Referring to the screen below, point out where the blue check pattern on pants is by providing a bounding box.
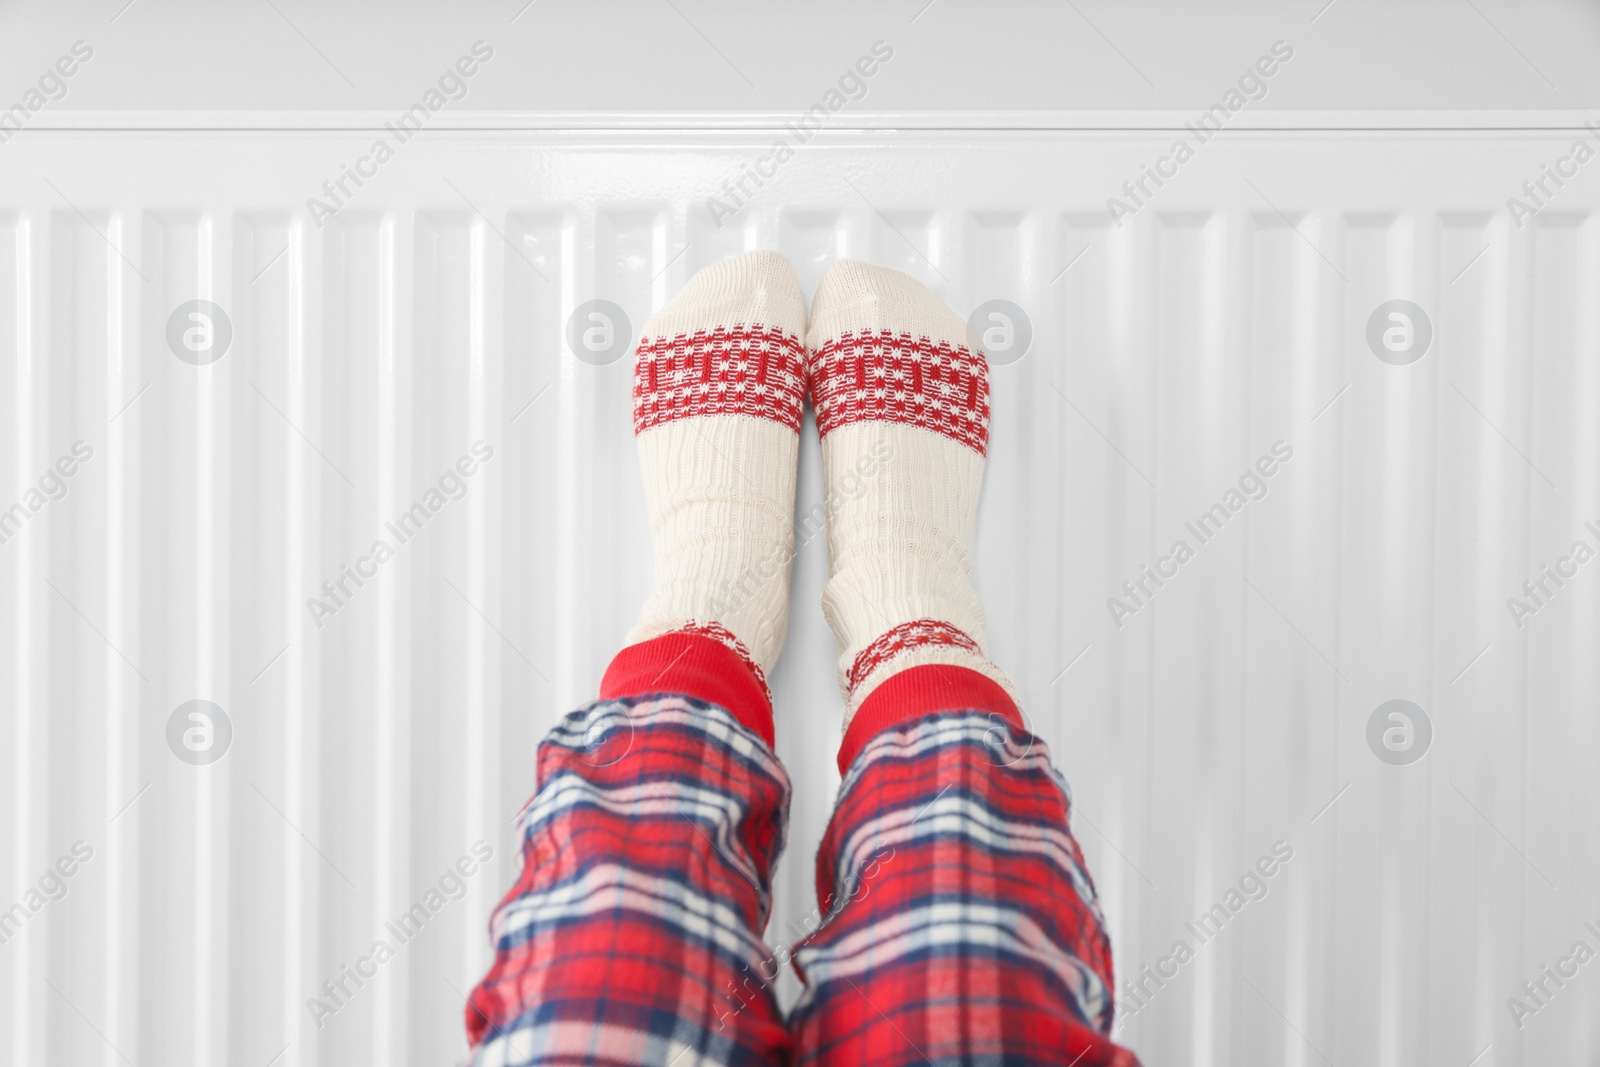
[465,695,1139,1067]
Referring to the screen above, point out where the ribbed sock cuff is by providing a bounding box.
[600,632,775,749]
[836,662,1021,774]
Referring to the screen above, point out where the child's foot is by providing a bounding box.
[806,261,1018,737]
[606,252,808,732]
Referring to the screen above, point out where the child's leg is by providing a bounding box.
[790,262,1138,1064]
[465,639,792,1066]
[789,691,1137,1066]
[466,252,809,1065]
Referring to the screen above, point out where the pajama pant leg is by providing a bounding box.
[789,708,1141,1067]
[465,692,793,1067]
[466,631,1138,1066]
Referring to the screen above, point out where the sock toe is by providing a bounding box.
[645,250,806,345]
[806,260,975,353]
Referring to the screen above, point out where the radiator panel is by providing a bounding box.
[0,130,1597,1066]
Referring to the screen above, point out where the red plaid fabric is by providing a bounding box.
[466,694,793,1065]
[790,707,1139,1066]
[466,663,1137,1066]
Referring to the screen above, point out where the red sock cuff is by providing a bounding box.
[600,632,775,749]
[837,663,1022,774]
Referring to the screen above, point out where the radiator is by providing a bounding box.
[3,119,1599,1066]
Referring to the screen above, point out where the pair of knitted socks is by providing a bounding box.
[601,252,1017,757]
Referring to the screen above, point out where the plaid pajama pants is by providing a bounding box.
[465,636,1138,1066]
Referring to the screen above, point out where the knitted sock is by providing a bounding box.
[605,251,808,730]
[806,261,1019,734]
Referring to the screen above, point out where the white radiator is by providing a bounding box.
[3,76,1600,1067]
